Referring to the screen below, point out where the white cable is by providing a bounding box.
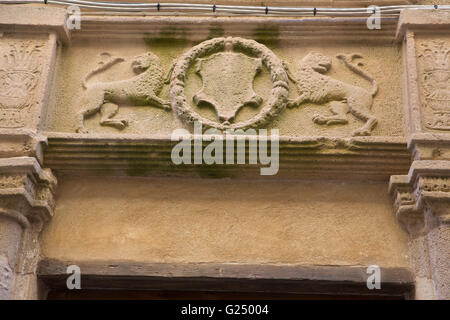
[0,0,449,16]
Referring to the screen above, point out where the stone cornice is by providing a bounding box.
[0,5,70,43]
[0,129,48,165]
[396,9,450,41]
[0,157,57,222]
[73,15,398,42]
[42,132,410,180]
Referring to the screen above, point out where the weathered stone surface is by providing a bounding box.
[0,215,22,300]
[46,36,404,138]
[0,5,64,299]
[0,5,69,43]
[0,157,57,300]
[427,223,450,299]
[392,11,450,299]
[1,4,450,300]
[0,253,14,300]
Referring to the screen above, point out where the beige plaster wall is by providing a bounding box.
[40,176,410,268]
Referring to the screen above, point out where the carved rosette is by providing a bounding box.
[0,41,44,128]
[418,41,450,131]
[169,37,289,130]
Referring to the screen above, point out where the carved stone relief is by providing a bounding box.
[418,40,450,131]
[418,176,450,193]
[0,174,27,189]
[76,51,172,133]
[0,41,44,128]
[170,36,289,130]
[284,52,378,136]
[49,36,398,136]
[193,39,263,125]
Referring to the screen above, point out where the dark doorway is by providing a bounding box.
[47,288,406,300]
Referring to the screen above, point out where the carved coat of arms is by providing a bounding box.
[419,41,450,130]
[0,42,42,128]
[193,40,263,124]
[170,37,289,130]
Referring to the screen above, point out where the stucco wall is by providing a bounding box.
[40,176,410,268]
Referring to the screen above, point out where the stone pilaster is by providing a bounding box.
[391,9,450,300]
[390,162,450,299]
[0,157,56,299]
[0,5,68,299]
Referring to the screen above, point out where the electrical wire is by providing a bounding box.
[1,0,449,17]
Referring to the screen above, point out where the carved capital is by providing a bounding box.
[390,160,450,237]
[0,157,56,219]
[0,157,56,299]
[389,175,424,236]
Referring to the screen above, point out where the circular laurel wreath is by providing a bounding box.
[169,37,289,130]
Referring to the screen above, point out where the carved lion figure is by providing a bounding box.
[76,51,171,133]
[285,52,378,136]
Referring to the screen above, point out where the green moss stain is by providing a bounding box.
[252,26,280,48]
[207,25,225,39]
[125,164,150,177]
[195,165,237,179]
[144,29,190,68]
[144,37,189,49]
